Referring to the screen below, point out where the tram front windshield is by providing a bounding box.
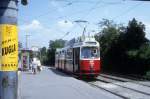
[81,47,100,59]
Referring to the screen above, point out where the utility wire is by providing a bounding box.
[19,0,143,40]
[112,2,143,20]
[59,25,78,39]
[71,0,104,37]
[53,0,124,4]
[80,0,102,19]
[78,0,122,27]
[19,0,123,25]
[34,2,73,20]
[48,0,123,23]
[81,0,125,20]
[19,1,74,25]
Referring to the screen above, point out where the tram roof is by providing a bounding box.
[56,36,100,53]
[71,36,99,48]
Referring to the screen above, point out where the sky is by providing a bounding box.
[18,0,150,48]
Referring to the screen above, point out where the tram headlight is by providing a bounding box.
[21,0,28,5]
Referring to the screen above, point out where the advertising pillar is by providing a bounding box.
[0,0,18,99]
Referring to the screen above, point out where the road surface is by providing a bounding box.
[19,67,121,99]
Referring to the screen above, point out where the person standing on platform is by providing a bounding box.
[32,58,38,74]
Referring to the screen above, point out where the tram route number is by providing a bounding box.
[0,24,18,71]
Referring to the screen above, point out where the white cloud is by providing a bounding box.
[146,23,150,31]
[19,20,52,34]
[57,20,73,30]
[20,20,42,31]
[19,19,74,48]
[19,20,53,48]
[50,1,63,13]
[50,1,59,7]
[145,23,150,40]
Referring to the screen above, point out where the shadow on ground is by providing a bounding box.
[49,67,71,77]
[78,77,97,82]
[22,71,34,75]
[48,67,98,82]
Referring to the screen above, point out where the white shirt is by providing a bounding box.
[32,61,38,68]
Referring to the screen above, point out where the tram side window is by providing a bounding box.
[66,49,72,59]
[61,50,65,58]
[59,52,61,58]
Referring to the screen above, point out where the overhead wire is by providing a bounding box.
[55,0,123,26]
[45,0,124,22]
[19,2,76,31]
[19,0,144,40]
[60,0,111,38]
[18,0,75,39]
[34,1,73,20]
[80,0,124,20]
[19,0,74,25]
[19,0,123,25]
[53,0,124,4]
[80,0,102,19]
[59,24,78,39]
[78,0,143,35]
[112,2,143,20]
[73,0,104,37]
[40,1,100,39]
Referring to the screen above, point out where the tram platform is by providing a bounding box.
[19,66,121,99]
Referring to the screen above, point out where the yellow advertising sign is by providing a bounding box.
[0,24,18,71]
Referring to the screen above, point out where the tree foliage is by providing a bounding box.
[95,19,124,72]
[41,39,66,66]
[95,18,150,75]
[40,47,47,65]
[48,39,66,50]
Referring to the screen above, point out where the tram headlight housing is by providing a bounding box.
[21,0,28,5]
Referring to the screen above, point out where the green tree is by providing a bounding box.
[118,18,149,74]
[121,18,147,50]
[95,19,124,71]
[40,47,47,55]
[40,47,47,65]
[46,39,66,66]
[49,39,66,49]
[95,18,150,75]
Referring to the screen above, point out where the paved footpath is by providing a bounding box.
[20,67,121,99]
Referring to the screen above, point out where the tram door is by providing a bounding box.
[73,47,80,72]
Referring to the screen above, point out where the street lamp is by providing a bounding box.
[21,0,29,5]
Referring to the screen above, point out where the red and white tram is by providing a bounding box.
[55,36,101,77]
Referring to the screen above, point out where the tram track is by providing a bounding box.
[52,68,150,98]
[97,75,150,95]
[97,77,150,95]
[88,79,150,99]
[100,73,150,88]
[88,82,129,99]
[82,73,150,99]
